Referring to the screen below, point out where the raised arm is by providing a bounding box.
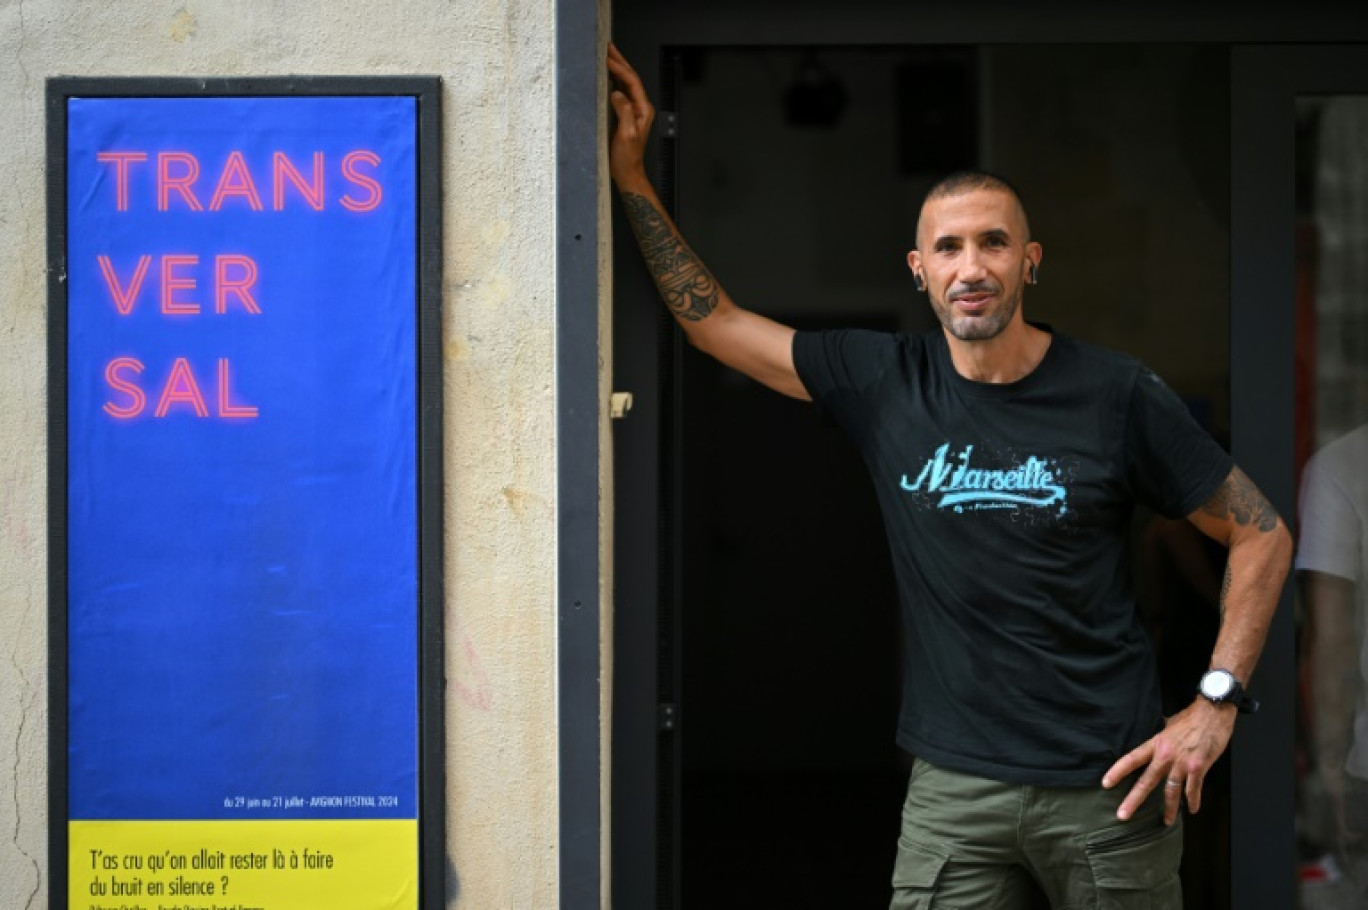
[1104,465,1292,824]
[608,43,809,401]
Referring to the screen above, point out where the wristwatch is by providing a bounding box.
[1198,669,1259,714]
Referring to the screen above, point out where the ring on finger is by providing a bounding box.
[1164,778,1181,788]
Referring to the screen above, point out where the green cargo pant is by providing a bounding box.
[890,758,1183,909]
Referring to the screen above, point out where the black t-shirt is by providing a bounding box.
[792,326,1233,786]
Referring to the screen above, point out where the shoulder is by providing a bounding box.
[1298,425,1368,570]
[794,327,912,357]
[1305,424,1368,486]
[792,327,924,404]
[1316,424,1368,460]
[1049,331,1145,379]
[1035,331,1151,406]
[1053,334,1200,414]
[792,327,920,375]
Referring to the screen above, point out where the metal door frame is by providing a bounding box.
[611,8,1368,908]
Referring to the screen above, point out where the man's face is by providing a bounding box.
[908,188,1040,343]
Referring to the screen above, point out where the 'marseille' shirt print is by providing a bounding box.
[900,442,1072,516]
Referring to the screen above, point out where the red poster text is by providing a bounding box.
[95,149,383,212]
[97,254,261,316]
[104,357,258,420]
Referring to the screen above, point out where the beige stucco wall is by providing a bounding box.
[0,1,606,907]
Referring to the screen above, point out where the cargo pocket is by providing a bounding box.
[889,838,949,910]
[1085,818,1183,909]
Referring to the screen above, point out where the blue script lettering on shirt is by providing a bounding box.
[900,443,1067,512]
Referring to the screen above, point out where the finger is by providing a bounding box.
[1101,742,1152,790]
[1117,769,1166,821]
[1161,775,1183,826]
[1112,740,1169,821]
[606,68,651,134]
[606,51,640,91]
[1183,765,1206,815]
[605,52,651,114]
[609,89,634,126]
[607,42,636,76]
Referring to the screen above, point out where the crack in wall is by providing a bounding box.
[8,649,41,910]
[7,5,37,902]
[14,0,31,92]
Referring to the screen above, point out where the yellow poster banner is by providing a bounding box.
[70,819,417,910]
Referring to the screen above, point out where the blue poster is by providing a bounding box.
[65,96,419,907]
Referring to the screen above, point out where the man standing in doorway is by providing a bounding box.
[608,44,1291,908]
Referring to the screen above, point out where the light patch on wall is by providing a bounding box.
[482,218,511,246]
[169,7,198,43]
[502,484,551,521]
[445,335,473,361]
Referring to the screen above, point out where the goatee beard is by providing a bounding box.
[933,291,1019,342]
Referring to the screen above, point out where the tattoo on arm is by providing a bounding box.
[621,192,720,322]
[1199,468,1280,533]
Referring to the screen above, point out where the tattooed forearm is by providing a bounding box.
[1199,467,1280,533]
[621,191,720,322]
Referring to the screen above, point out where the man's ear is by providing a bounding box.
[907,250,925,292]
[1025,242,1043,283]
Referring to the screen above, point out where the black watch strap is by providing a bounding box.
[1229,683,1259,715]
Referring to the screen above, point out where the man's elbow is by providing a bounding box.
[1259,516,1295,580]
[676,304,732,356]
[1274,514,1293,560]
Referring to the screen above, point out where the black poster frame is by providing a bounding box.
[45,75,445,910]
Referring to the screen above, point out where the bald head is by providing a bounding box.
[915,171,1032,250]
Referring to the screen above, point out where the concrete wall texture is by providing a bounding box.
[0,1,603,907]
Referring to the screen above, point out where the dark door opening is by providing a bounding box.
[615,42,1234,909]
[679,309,905,910]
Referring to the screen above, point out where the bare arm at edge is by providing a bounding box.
[608,43,809,402]
[1104,466,1292,826]
[1303,569,1360,841]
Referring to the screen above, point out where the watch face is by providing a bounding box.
[1202,671,1235,699]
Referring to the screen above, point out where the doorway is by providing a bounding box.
[614,42,1234,909]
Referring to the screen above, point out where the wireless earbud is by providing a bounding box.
[914,273,926,292]
[1028,262,1039,284]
